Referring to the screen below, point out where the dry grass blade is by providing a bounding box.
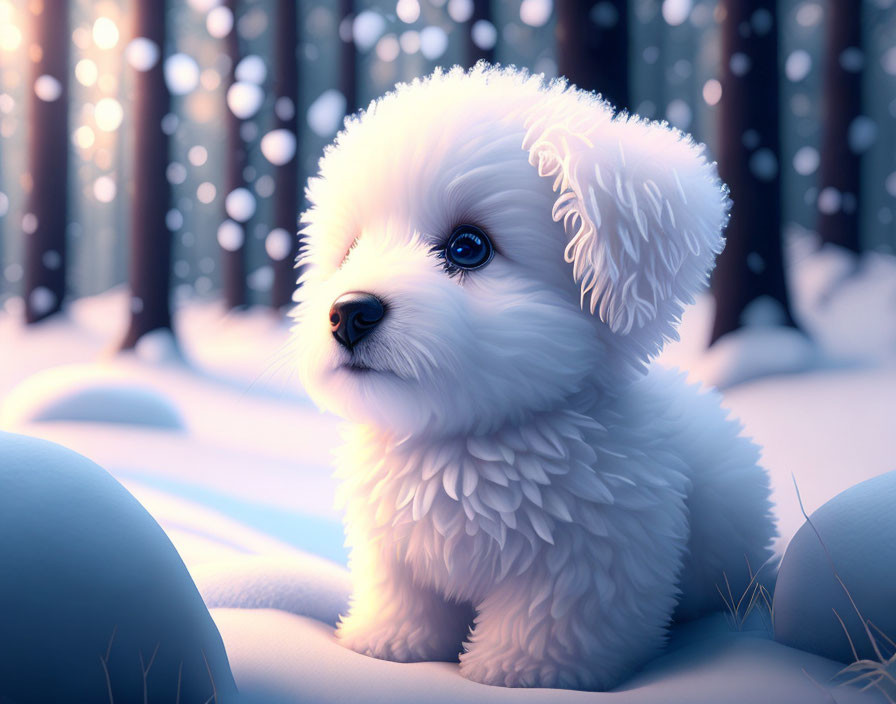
[717,554,775,632]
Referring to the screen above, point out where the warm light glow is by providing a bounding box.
[98,73,117,93]
[72,26,90,49]
[73,125,95,149]
[199,68,220,91]
[75,59,98,87]
[0,23,21,52]
[92,17,119,49]
[94,97,123,131]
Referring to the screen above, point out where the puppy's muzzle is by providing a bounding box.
[330,292,385,350]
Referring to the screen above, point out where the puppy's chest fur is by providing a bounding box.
[335,400,693,604]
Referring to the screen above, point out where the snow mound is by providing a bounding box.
[789,239,896,365]
[687,326,818,390]
[774,471,896,664]
[0,432,236,703]
[193,554,351,627]
[0,364,185,430]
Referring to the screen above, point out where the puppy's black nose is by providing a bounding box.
[329,292,385,350]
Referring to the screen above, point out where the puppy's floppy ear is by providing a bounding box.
[523,89,730,338]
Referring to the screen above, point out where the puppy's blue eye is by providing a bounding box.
[445,225,493,270]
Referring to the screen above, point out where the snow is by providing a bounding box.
[520,0,553,27]
[785,50,812,82]
[419,26,449,60]
[125,37,160,72]
[213,608,876,704]
[354,10,387,51]
[225,187,257,222]
[447,0,473,23]
[235,54,266,85]
[793,146,819,175]
[749,148,778,181]
[396,0,421,24]
[692,326,817,389]
[260,128,297,166]
[265,227,294,261]
[665,99,692,130]
[661,0,692,27]
[194,554,351,627]
[28,286,56,316]
[21,212,37,234]
[164,53,200,96]
[93,174,116,202]
[217,219,245,252]
[188,0,221,11]
[34,74,62,102]
[206,5,234,38]
[883,47,896,76]
[400,30,421,54]
[729,52,751,77]
[848,116,877,153]
[471,20,498,51]
[376,34,401,63]
[274,96,294,121]
[0,431,236,703]
[95,97,124,132]
[0,364,185,430]
[308,89,347,138]
[227,81,264,120]
[887,172,896,199]
[0,237,894,701]
[774,471,896,664]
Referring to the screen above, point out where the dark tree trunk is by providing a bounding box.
[270,0,300,309]
[339,0,357,115]
[710,0,796,345]
[120,2,172,349]
[555,0,629,111]
[24,0,69,324]
[817,0,862,253]
[222,0,247,309]
[465,0,494,67]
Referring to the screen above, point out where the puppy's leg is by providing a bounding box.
[337,542,471,662]
[672,403,777,620]
[459,537,682,690]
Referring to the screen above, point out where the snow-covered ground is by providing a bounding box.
[1,236,894,702]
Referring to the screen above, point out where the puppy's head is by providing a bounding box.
[292,66,729,437]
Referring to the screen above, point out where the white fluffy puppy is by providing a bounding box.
[291,65,775,691]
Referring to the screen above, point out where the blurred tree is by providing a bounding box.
[270,0,300,309]
[120,1,173,349]
[465,1,495,67]
[710,0,796,345]
[555,0,629,110]
[340,0,357,115]
[817,0,862,253]
[23,0,69,324]
[222,0,247,309]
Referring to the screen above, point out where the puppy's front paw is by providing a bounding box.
[460,642,608,690]
[337,614,463,663]
[460,646,557,688]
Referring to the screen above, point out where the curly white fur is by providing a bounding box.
[290,65,775,691]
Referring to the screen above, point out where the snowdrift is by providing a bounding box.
[0,363,185,430]
[0,432,236,703]
[774,470,896,664]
